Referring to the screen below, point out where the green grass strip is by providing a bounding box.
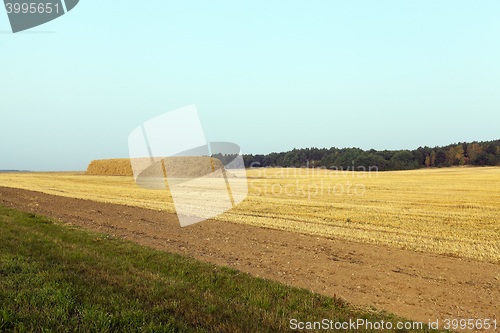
[0,204,451,332]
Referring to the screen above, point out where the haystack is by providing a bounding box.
[85,157,236,178]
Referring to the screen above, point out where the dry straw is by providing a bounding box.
[1,164,499,263]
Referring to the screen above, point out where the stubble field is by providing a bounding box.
[1,166,499,264]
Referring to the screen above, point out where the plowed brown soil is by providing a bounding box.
[0,186,498,332]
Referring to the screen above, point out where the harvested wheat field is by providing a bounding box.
[1,185,499,329]
[1,166,499,263]
[1,165,500,329]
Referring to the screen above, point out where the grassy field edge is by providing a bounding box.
[0,204,451,332]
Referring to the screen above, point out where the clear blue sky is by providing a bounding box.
[1,1,500,171]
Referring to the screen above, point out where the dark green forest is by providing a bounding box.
[235,139,500,171]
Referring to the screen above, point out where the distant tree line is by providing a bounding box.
[240,139,500,171]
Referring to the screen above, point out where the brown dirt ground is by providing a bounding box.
[0,186,498,331]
